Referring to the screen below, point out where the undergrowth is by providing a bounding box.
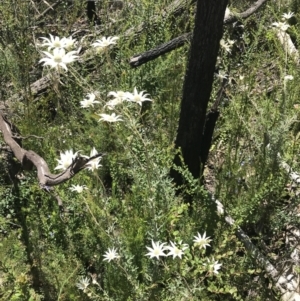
[0,0,300,300]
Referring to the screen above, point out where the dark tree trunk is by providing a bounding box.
[87,0,100,25]
[171,0,228,186]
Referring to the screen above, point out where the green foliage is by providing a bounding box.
[0,0,300,300]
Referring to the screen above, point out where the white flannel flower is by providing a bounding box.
[103,248,120,262]
[92,36,119,52]
[63,36,77,50]
[90,147,98,157]
[290,172,300,183]
[165,241,189,259]
[204,258,222,275]
[76,276,90,292]
[86,158,101,172]
[69,184,87,193]
[272,21,290,32]
[282,12,294,20]
[98,112,123,123]
[126,87,152,106]
[55,149,79,171]
[106,91,129,109]
[216,200,225,215]
[228,39,235,46]
[85,147,102,172]
[215,71,228,80]
[40,34,66,50]
[224,7,231,19]
[80,93,100,108]
[284,75,294,81]
[193,232,212,250]
[91,275,99,286]
[220,39,232,53]
[146,240,167,259]
[39,48,78,71]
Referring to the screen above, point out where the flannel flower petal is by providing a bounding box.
[204,258,222,275]
[63,36,77,50]
[76,277,90,292]
[126,88,152,106]
[40,34,66,50]
[272,21,290,32]
[81,147,102,171]
[282,12,294,20]
[98,113,123,123]
[106,91,130,109]
[92,36,119,52]
[103,248,120,262]
[85,147,102,172]
[220,39,232,53]
[87,158,102,172]
[215,71,228,80]
[193,232,212,250]
[80,93,100,108]
[89,147,98,157]
[55,149,79,171]
[225,7,231,19]
[40,34,77,51]
[146,240,167,259]
[69,184,87,193]
[284,75,294,81]
[165,241,189,259]
[39,48,78,71]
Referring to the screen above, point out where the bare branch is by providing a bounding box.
[129,0,269,67]
[224,0,269,24]
[0,112,101,187]
[21,134,44,140]
[130,33,192,67]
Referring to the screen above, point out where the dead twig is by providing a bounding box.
[35,0,60,21]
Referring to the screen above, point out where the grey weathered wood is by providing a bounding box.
[0,112,102,186]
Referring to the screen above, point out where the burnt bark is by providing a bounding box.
[171,0,228,186]
[87,0,100,25]
[130,33,192,67]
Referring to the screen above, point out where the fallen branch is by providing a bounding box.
[0,112,101,187]
[129,0,269,67]
[130,33,192,67]
[215,198,300,301]
[224,0,269,24]
[1,74,52,110]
